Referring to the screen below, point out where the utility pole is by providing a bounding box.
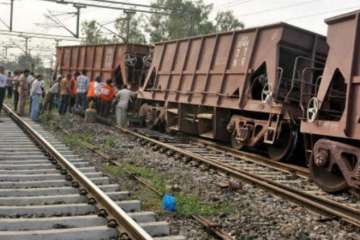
[55,39,61,48]
[124,10,135,43]
[23,37,30,56]
[10,0,14,31]
[73,4,86,38]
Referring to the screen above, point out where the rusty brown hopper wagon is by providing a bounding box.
[301,10,360,193]
[56,43,151,88]
[139,23,328,161]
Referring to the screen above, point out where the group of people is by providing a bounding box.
[0,67,44,121]
[0,66,139,127]
[56,70,139,127]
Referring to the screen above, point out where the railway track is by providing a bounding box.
[0,106,185,240]
[117,127,360,228]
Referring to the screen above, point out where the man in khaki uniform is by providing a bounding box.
[17,69,30,116]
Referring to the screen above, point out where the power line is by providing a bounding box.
[236,0,321,17]
[39,0,173,15]
[284,4,360,22]
[217,0,254,10]
[84,0,173,11]
[0,30,81,41]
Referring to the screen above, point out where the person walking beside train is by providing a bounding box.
[114,85,139,128]
[12,70,21,112]
[75,70,89,113]
[59,74,71,115]
[30,74,44,121]
[99,79,115,117]
[17,69,30,116]
[0,66,7,115]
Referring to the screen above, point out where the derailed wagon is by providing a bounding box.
[301,10,360,192]
[139,23,328,161]
[55,43,152,88]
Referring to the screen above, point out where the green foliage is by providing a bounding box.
[114,12,147,44]
[215,11,245,32]
[81,20,109,44]
[147,0,215,42]
[80,1,244,44]
[63,132,92,147]
[2,54,47,74]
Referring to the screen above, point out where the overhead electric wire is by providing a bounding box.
[39,0,173,15]
[284,4,360,22]
[84,0,173,11]
[234,0,321,17]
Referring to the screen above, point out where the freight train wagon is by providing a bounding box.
[138,22,328,162]
[55,43,152,88]
[301,10,360,193]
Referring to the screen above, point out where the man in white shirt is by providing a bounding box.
[27,72,35,114]
[0,66,7,114]
[114,84,138,127]
[30,75,44,121]
[75,70,89,113]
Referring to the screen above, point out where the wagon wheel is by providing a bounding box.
[266,123,297,162]
[143,55,152,68]
[309,146,348,193]
[231,132,246,150]
[306,97,319,123]
[125,54,137,67]
[261,82,272,103]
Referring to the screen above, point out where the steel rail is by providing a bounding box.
[3,105,153,240]
[117,127,360,228]
[193,137,309,177]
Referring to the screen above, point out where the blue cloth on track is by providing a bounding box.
[162,194,176,212]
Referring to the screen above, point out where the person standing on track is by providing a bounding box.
[12,70,21,112]
[94,76,103,113]
[30,74,44,121]
[69,72,77,113]
[42,76,60,114]
[114,84,139,127]
[87,77,96,107]
[0,66,7,114]
[6,72,13,98]
[75,70,89,113]
[99,79,115,117]
[59,74,71,115]
[17,69,30,116]
[27,72,35,115]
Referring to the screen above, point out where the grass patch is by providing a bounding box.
[63,132,93,147]
[101,136,118,152]
[104,163,235,217]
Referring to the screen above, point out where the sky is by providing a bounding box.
[0,0,360,67]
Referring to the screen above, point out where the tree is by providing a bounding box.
[114,12,147,44]
[146,0,215,42]
[215,11,244,32]
[81,20,109,44]
[1,54,47,76]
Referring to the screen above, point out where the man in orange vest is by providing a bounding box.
[69,72,78,113]
[99,79,115,117]
[87,78,96,107]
